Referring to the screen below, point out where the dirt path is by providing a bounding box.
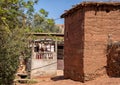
[16,70,120,85]
[16,77,120,85]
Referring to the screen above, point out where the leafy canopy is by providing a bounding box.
[0,0,37,85]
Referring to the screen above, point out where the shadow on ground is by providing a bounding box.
[51,75,65,81]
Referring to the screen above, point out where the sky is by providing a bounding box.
[34,0,83,24]
[34,0,119,24]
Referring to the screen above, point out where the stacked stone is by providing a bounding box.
[107,42,120,77]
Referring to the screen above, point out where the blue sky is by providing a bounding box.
[34,0,83,24]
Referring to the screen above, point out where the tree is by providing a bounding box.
[0,0,38,85]
[0,0,60,84]
[32,9,61,33]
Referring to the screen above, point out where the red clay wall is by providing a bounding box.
[64,9,85,82]
[84,6,120,81]
[64,5,120,82]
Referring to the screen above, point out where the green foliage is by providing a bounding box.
[0,0,37,85]
[39,9,48,17]
[0,27,30,85]
[32,12,61,33]
[0,0,60,84]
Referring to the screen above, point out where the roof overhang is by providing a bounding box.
[28,33,64,37]
[61,2,120,18]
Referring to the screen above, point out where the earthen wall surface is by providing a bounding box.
[84,7,120,80]
[64,9,85,82]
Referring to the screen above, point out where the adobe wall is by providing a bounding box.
[64,9,85,82]
[84,6,120,81]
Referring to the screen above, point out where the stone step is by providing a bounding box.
[14,79,30,84]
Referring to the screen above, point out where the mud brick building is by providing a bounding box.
[61,2,120,82]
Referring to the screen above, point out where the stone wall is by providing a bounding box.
[107,42,120,77]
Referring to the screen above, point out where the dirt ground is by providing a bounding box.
[16,70,120,85]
